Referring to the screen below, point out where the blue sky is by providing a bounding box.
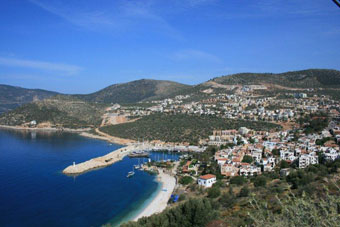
[0,0,339,94]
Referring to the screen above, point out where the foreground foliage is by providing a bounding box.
[121,198,218,227]
[121,159,340,227]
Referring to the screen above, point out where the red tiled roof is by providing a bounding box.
[200,174,216,180]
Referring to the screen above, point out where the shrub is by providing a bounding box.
[207,186,221,198]
[178,194,186,201]
[254,176,267,187]
[230,176,247,185]
[179,176,194,185]
[280,160,290,169]
[242,155,254,164]
[239,186,250,197]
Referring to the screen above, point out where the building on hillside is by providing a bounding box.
[298,153,318,168]
[198,174,216,188]
[221,164,239,177]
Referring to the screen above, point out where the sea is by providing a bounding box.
[0,129,179,227]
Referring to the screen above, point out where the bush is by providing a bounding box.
[238,186,250,197]
[242,155,253,164]
[179,176,194,185]
[207,186,221,198]
[218,192,236,209]
[230,176,247,185]
[280,160,290,169]
[178,194,186,201]
[254,176,267,187]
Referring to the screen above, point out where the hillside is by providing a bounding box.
[122,159,340,227]
[100,113,281,144]
[0,84,59,113]
[0,95,107,128]
[74,79,192,104]
[211,69,340,88]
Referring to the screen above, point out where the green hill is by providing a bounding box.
[0,84,59,113]
[211,69,340,88]
[74,79,192,104]
[0,95,107,128]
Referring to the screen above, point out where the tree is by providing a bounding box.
[207,186,221,198]
[218,192,235,208]
[254,176,267,187]
[238,186,249,197]
[242,155,253,164]
[272,149,280,156]
[230,176,247,185]
[249,137,255,144]
[179,176,194,185]
[122,198,219,227]
[280,160,290,169]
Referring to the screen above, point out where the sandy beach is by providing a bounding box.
[133,169,176,221]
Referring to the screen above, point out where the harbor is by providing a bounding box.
[62,141,200,175]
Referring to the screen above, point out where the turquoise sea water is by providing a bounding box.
[0,129,178,227]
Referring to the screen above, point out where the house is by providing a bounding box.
[221,164,239,177]
[239,164,261,176]
[29,120,37,127]
[198,174,216,188]
[324,148,340,161]
[298,153,318,168]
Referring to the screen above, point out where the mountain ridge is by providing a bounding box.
[0,84,60,114]
[73,79,192,104]
[1,68,340,117]
[210,69,340,88]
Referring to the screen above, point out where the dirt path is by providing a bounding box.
[94,128,136,145]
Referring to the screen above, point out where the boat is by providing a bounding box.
[134,159,141,169]
[127,171,134,177]
[127,166,135,177]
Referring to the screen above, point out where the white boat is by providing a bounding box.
[127,171,135,177]
[127,166,135,177]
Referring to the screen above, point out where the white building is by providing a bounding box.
[324,149,340,161]
[198,174,216,188]
[299,153,318,168]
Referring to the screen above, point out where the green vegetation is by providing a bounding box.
[298,112,330,134]
[253,176,267,187]
[0,84,58,113]
[0,95,106,128]
[179,176,194,185]
[242,155,253,163]
[121,157,340,227]
[100,113,281,144]
[238,186,249,197]
[74,79,191,104]
[121,198,218,227]
[280,160,290,169]
[316,137,334,146]
[230,176,247,185]
[207,186,221,198]
[213,69,340,89]
[250,191,340,226]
